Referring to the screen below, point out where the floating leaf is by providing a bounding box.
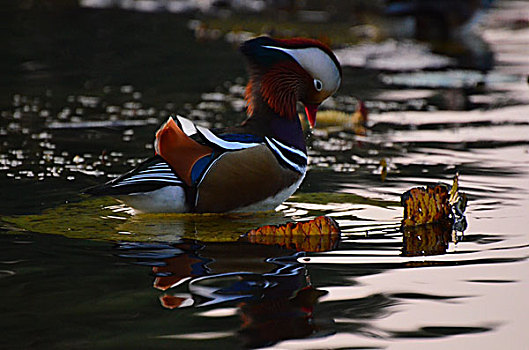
[401,184,452,227]
[400,174,468,256]
[401,173,468,228]
[241,216,340,252]
[0,196,288,242]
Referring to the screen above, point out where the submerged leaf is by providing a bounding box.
[242,216,341,252]
[1,197,132,241]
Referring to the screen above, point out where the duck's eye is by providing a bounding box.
[313,79,323,92]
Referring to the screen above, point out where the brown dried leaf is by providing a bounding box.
[242,216,341,252]
[401,184,452,227]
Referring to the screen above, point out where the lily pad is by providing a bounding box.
[1,191,398,243]
[0,196,289,242]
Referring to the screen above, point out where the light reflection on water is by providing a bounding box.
[1,1,529,349]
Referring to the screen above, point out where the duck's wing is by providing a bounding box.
[84,115,305,203]
[83,116,262,197]
[83,155,184,196]
[155,116,265,186]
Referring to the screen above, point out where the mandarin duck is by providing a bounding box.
[85,36,342,213]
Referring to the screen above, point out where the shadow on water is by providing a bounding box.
[1,1,529,349]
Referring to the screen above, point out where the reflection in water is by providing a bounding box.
[335,40,454,71]
[384,0,494,71]
[238,285,327,349]
[112,204,468,348]
[117,241,330,348]
[402,223,457,257]
[242,231,340,253]
[151,241,211,291]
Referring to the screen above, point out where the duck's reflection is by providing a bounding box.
[152,241,211,291]
[117,241,329,348]
[238,284,327,348]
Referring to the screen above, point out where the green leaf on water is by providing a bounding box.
[0,196,287,243]
[1,192,398,243]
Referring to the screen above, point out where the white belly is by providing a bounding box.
[116,169,304,214]
[116,186,188,214]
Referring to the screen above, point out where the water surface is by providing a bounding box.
[1,2,529,349]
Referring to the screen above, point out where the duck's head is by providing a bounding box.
[241,36,342,128]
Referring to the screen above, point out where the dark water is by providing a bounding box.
[1,2,529,349]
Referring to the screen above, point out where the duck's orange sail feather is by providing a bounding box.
[155,117,212,186]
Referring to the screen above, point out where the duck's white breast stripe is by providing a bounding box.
[196,126,261,150]
[268,137,307,161]
[265,138,305,174]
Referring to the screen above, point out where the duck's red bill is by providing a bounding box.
[304,104,318,128]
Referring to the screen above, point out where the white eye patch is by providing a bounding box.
[314,79,323,91]
[263,45,341,94]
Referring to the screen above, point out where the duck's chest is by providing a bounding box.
[194,144,306,213]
